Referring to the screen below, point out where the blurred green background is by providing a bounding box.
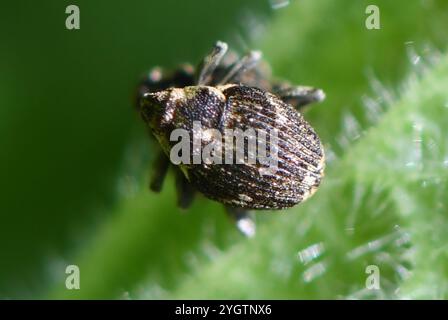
[1,0,447,299]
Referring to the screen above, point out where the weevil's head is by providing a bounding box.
[139,89,177,153]
[139,87,191,139]
[139,89,173,128]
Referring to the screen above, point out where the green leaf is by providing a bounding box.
[154,51,448,300]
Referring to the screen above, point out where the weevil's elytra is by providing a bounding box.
[136,41,325,236]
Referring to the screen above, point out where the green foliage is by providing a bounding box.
[1,0,448,299]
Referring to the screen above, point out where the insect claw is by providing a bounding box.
[215,41,229,52]
[315,88,326,102]
[226,206,256,237]
[236,216,256,238]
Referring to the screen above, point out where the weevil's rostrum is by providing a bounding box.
[136,41,325,235]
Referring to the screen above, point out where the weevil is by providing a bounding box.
[136,41,325,236]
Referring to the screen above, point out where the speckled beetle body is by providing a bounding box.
[136,41,325,236]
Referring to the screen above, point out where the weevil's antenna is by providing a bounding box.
[218,50,262,85]
[197,41,228,85]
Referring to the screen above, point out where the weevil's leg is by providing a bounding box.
[225,206,256,238]
[218,50,262,85]
[274,85,326,112]
[197,41,228,85]
[175,169,196,209]
[231,60,272,90]
[149,151,170,192]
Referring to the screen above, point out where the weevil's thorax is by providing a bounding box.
[172,86,226,130]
